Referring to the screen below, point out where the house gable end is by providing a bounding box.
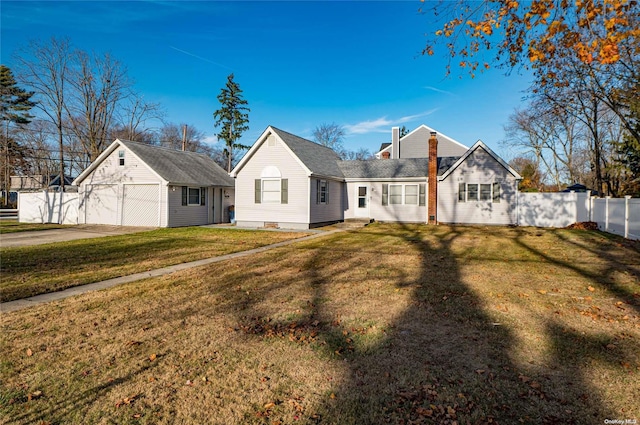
[438,140,521,181]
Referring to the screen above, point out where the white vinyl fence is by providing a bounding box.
[518,192,639,240]
[18,191,79,225]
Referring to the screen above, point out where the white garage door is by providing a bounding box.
[85,184,119,225]
[122,184,159,227]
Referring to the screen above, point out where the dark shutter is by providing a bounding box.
[326,181,329,204]
[182,186,187,206]
[255,179,261,204]
[316,179,320,204]
[200,187,206,205]
[281,179,288,204]
[382,184,388,206]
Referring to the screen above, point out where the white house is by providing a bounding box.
[231,125,521,229]
[73,139,235,227]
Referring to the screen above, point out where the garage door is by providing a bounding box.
[85,184,119,225]
[122,184,159,227]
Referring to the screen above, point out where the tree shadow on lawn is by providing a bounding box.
[223,224,627,424]
[511,227,640,316]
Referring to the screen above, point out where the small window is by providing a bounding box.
[480,184,492,201]
[118,150,125,166]
[493,182,501,203]
[467,184,479,201]
[317,179,329,204]
[188,188,201,205]
[458,183,466,202]
[405,185,418,205]
[267,135,277,147]
[389,185,402,205]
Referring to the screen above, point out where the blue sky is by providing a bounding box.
[1,1,532,158]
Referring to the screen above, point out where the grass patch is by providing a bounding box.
[0,220,72,234]
[0,227,309,302]
[1,224,639,424]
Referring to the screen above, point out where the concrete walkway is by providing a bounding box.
[1,229,342,314]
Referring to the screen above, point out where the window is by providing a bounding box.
[458,183,466,202]
[382,184,426,206]
[254,178,288,204]
[458,183,501,203]
[405,185,418,205]
[492,182,501,203]
[389,185,402,205]
[182,187,205,206]
[262,179,281,203]
[118,150,125,166]
[467,184,479,201]
[480,184,492,201]
[317,179,329,204]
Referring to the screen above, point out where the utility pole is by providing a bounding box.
[182,124,187,151]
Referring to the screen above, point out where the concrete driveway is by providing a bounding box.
[0,225,156,248]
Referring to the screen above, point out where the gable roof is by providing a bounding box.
[231,126,343,179]
[374,124,468,157]
[438,140,521,181]
[269,127,344,178]
[74,139,234,187]
[338,157,459,179]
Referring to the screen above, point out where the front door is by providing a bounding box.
[355,185,369,218]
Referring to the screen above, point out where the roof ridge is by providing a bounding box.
[270,126,340,155]
[119,139,211,158]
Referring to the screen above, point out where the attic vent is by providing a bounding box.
[267,135,277,147]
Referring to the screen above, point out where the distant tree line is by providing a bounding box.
[1,37,247,204]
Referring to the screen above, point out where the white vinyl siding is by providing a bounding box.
[438,146,518,225]
[310,177,343,225]
[234,132,309,226]
[398,126,468,158]
[344,181,427,223]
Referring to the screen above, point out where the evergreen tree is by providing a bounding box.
[213,74,250,172]
[1,65,36,206]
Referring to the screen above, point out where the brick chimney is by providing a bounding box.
[391,127,400,159]
[428,131,438,224]
[381,151,390,159]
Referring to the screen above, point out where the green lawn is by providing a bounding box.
[0,220,72,234]
[1,224,638,424]
[0,227,309,302]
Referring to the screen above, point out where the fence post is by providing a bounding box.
[625,195,631,239]
[586,191,591,222]
[603,196,607,231]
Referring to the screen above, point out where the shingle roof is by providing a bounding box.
[120,140,234,186]
[270,127,344,178]
[337,157,459,179]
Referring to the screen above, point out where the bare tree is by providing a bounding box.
[111,92,164,142]
[16,37,72,190]
[313,122,346,153]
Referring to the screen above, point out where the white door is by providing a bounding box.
[122,184,159,227]
[355,185,369,218]
[85,184,119,225]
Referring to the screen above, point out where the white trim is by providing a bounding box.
[438,140,522,181]
[344,177,428,183]
[72,139,168,186]
[230,126,311,177]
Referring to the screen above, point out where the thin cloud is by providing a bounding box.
[345,109,440,134]
[424,86,457,96]
[169,46,233,70]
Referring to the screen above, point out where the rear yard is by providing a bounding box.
[1,224,639,424]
